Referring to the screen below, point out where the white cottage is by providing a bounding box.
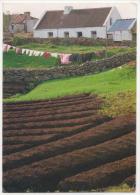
[33,6,121,39]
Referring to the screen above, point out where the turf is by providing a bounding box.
[3,50,59,69]
[19,43,105,54]
[18,43,134,54]
[3,47,135,69]
[5,62,136,103]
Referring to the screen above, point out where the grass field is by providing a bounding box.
[19,43,134,54]
[5,61,136,101]
[3,47,135,69]
[19,43,105,54]
[3,51,59,69]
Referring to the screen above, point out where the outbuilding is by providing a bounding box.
[9,12,38,33]
[107,18,136,41]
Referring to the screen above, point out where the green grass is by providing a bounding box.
[19,43,105,54]
[3,46,135,69]
[5,62,136,103]
[3,50,59,69]
[106,47,135,57]
[19,43,135,55]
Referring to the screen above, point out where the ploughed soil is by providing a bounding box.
[3,93,136,192]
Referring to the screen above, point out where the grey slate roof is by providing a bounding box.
[108,18,136,32]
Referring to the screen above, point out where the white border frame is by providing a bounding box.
[0,0,140,195]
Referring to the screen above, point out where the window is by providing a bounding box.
[91,31,97,39]
[77,32,82,38]
[107,34,113,39]
[48,32,53,38]
[110,18,112,26]
[11,24,14,30]
[64,32,69,38]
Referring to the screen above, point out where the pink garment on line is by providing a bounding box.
[7,45,12,51]
[59,54,71,64]
[16,48,22,54]
[3,44,8,52]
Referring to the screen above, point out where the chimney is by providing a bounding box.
[24,12,30,18]
[64,6,73,14]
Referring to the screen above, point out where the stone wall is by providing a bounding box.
[3,51,136,98]
[5,37,136,47]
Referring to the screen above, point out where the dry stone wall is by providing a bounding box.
[3,51,136,98]
[8,37,136,47]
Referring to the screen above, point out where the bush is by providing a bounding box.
[100,91,136,118]
[13,36,27,46]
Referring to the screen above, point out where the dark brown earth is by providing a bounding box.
[3,93,136,192]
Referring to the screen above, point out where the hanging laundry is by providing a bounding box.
[3,43,73,64]
[40,51,45,56]
[29,50,34,56]
[59,54,72,64]
[33,51,37,56]
[34,51,39,56]
[22,48,26,54]
[25,49,30,55]
[32,50,36,56]
[16,48,22,54]
[51,53,59,58]
[36,51,41,56]
[7,45,12,52]
[12,46,16,50]
[43,51,51,59]
[3,44,8,52]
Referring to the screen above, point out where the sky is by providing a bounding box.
[2,1,137,19]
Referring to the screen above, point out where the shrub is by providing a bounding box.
[13,36,27,46]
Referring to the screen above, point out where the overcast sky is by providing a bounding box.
[3,1,137,19]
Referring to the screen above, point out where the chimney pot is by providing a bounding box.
[24,12,30,18]
[64,6,73,14]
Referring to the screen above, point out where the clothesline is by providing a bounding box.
[3,43,72,64]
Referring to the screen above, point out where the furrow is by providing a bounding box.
[4,93,90,106]
[3,97,97,112]
[3,101,101,119]
[58,156,136,191]
[4,110,97,125]
[4,94,92,109]
[123,175,135,187]
[3,134,61,145]
[3,114,135,171]
[4,114,109,131]
[3,132,136,192]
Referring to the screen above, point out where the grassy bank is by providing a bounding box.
[3,51,59,69]
[18,43,135,54]
[3,47,135,69]
[19,43,105,54]
[5,61,136,102]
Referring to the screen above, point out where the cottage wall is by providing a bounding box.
[105,7,121,30]
[26,19,38,33]
[9,24,24,33]
[34,27,107,38]
[122,31,132,41]
[112,31,132,41]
